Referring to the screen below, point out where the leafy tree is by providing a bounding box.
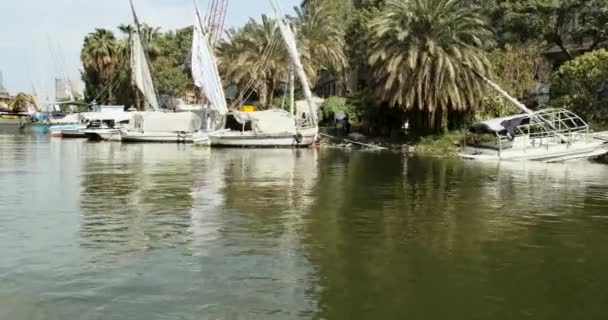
[294,1,347,85]
[551,49,608,125]
[218,0,347,108]
[81,28,119,104]
[152,27,194,99]
[368,0,493,134]
[219,15,289,108]
[479,44,544,118]
[489,0,608,59]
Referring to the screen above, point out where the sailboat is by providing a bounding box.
[191,1,318,147]
[120,0,202,143]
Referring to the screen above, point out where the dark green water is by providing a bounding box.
[1,133,608,319]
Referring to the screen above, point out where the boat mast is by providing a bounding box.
[270,0,317,126]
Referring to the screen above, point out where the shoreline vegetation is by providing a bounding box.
[77,0,608,157]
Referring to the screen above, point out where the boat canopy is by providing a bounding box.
[128,112,201,132]
[470,114,530,135]
[91,105,125,112]
[231,109,297,135]
[80,112,132,123]
[295,97,324,119]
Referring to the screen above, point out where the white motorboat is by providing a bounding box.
[82,111,132,141]
[458,108,608,162]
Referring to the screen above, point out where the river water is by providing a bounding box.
[1,133,608,319]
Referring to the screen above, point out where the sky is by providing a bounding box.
[0,0,301,101]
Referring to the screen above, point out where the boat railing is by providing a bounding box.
[494,108,591,157]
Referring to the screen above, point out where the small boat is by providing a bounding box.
[118,1,200,143]
[82,111,131,141]
[190,2,319,147]
[208,109,318,147]
[120,111,202,143]
[459,108,608,162]
[0,112,31,132]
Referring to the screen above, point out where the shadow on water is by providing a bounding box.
[303,152,608,320]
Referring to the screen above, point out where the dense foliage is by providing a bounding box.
[81,25,195,109]
[551,49,608,126]
[478,44,543,119]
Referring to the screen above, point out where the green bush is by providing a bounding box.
[318,96,357,124]
[551,49,608,127]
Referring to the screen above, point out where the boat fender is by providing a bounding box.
[295,132,303,143]
[177,131,187,142]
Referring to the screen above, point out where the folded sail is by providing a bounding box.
[131,31,160,111]
[273,7,317,124]
[192,11,228,115]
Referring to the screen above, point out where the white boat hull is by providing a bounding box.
[120,130,195,143]
[83,129,122,141]
[209,127,318,147]
[50,128,88,138]
[459,139,608,162]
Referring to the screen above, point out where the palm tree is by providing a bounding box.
[81,28,118,104]
[219,15,289,108]
[217,1,347,108]
[368,0,493,134]
[294,0,347,86]
[9,93,37,112]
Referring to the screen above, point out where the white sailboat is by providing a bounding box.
[191,1,318,147]
[120,0,202,143]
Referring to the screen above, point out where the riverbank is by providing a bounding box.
[319,129,608,164]
[318,128,462,157]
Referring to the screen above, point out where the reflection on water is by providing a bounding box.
[1,134,608,319]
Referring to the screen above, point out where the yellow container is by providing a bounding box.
[241,105,256,112]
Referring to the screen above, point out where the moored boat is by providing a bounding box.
[120,111,202,143]
[0,112,31,133]
[190,2,319,148]
[458,108,608,162]
[208,110,317,147]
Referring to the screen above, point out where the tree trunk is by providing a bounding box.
[267,79,276,109]
[259,82,268,108]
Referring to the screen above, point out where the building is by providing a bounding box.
[55,78,82,101]
[0,71,12,109]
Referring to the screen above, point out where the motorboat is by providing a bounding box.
[459,108,608,162]
[82,112,132,141]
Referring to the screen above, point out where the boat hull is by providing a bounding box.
[120,130,195,143]
[0,115,30,133]
[83,129,122,141]
[459,140,608,162]
[209,127,318,148]
[49,124,88,138]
